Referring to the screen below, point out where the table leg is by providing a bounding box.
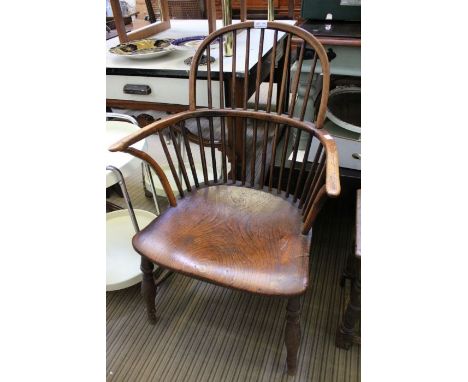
[340,245,356,287]
[336,258,361,349]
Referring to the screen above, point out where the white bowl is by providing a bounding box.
[106,120,145,187]
[106,209,156,291]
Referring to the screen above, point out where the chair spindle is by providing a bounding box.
[250,119,258,187]
[196,118,209,184]
[266,30,278,113]
[293,133,313,202]
[285,129,302,197]
[288,41,305,118]
[243,28,251,110]
[168,125,191,191]
[258,120,270,189]
[303,152,325,215]
[159,130,184,197]
[179,121,199,188]
[231,31,237,109]
[231,116,237,183]
[298,52,317,121]
[299,144,323,208]
[277,34,292,115]
[254,29,266,111]
[208,116,218,183]
[277,125,291,193]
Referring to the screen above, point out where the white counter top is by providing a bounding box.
[106,19,296,76]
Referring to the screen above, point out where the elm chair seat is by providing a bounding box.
[132,185,310,296]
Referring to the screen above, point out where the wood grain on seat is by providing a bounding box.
[132,185,310,296]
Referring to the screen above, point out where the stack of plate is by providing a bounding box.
[109,38,175,59]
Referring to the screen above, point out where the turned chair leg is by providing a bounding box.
[336,259,361,349]
[285,296,301,376]
[140,256,157,324]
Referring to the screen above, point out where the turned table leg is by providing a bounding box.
[340,244,356,287]
[336,258,361,349]
[285,296,301,376]
[140,256,157,324]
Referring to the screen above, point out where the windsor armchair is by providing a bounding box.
[109,21,340,376]
[180,20,326,182]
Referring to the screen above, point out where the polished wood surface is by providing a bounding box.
[316,37,361,47]
[292,35,361,47]
[133,185,310,295]
[109,22,340,375]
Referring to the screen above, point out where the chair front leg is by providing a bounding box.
[285,295,302,376]
[140,256,157,324]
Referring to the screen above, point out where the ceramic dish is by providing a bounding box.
[109,38,175,59]
[326,87,361,134]
[106,121,144,187]
[171,35,219,51]
[106,209,156,291]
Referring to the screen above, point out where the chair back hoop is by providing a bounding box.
[188,21,330,128]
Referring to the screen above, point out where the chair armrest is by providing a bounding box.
[314,128,341,198]
[108,112,197,208]
[301,128,341,234]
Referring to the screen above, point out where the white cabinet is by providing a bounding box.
[290,45,361,171]
[106,75,221,107]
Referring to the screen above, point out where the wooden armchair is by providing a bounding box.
[109,21,340,376]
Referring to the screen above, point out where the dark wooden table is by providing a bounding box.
[298,19,361,47]
[336,189,361,349]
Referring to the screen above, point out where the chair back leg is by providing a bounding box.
[285,295,302,376]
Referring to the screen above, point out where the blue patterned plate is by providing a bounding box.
[171,35,220,51]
